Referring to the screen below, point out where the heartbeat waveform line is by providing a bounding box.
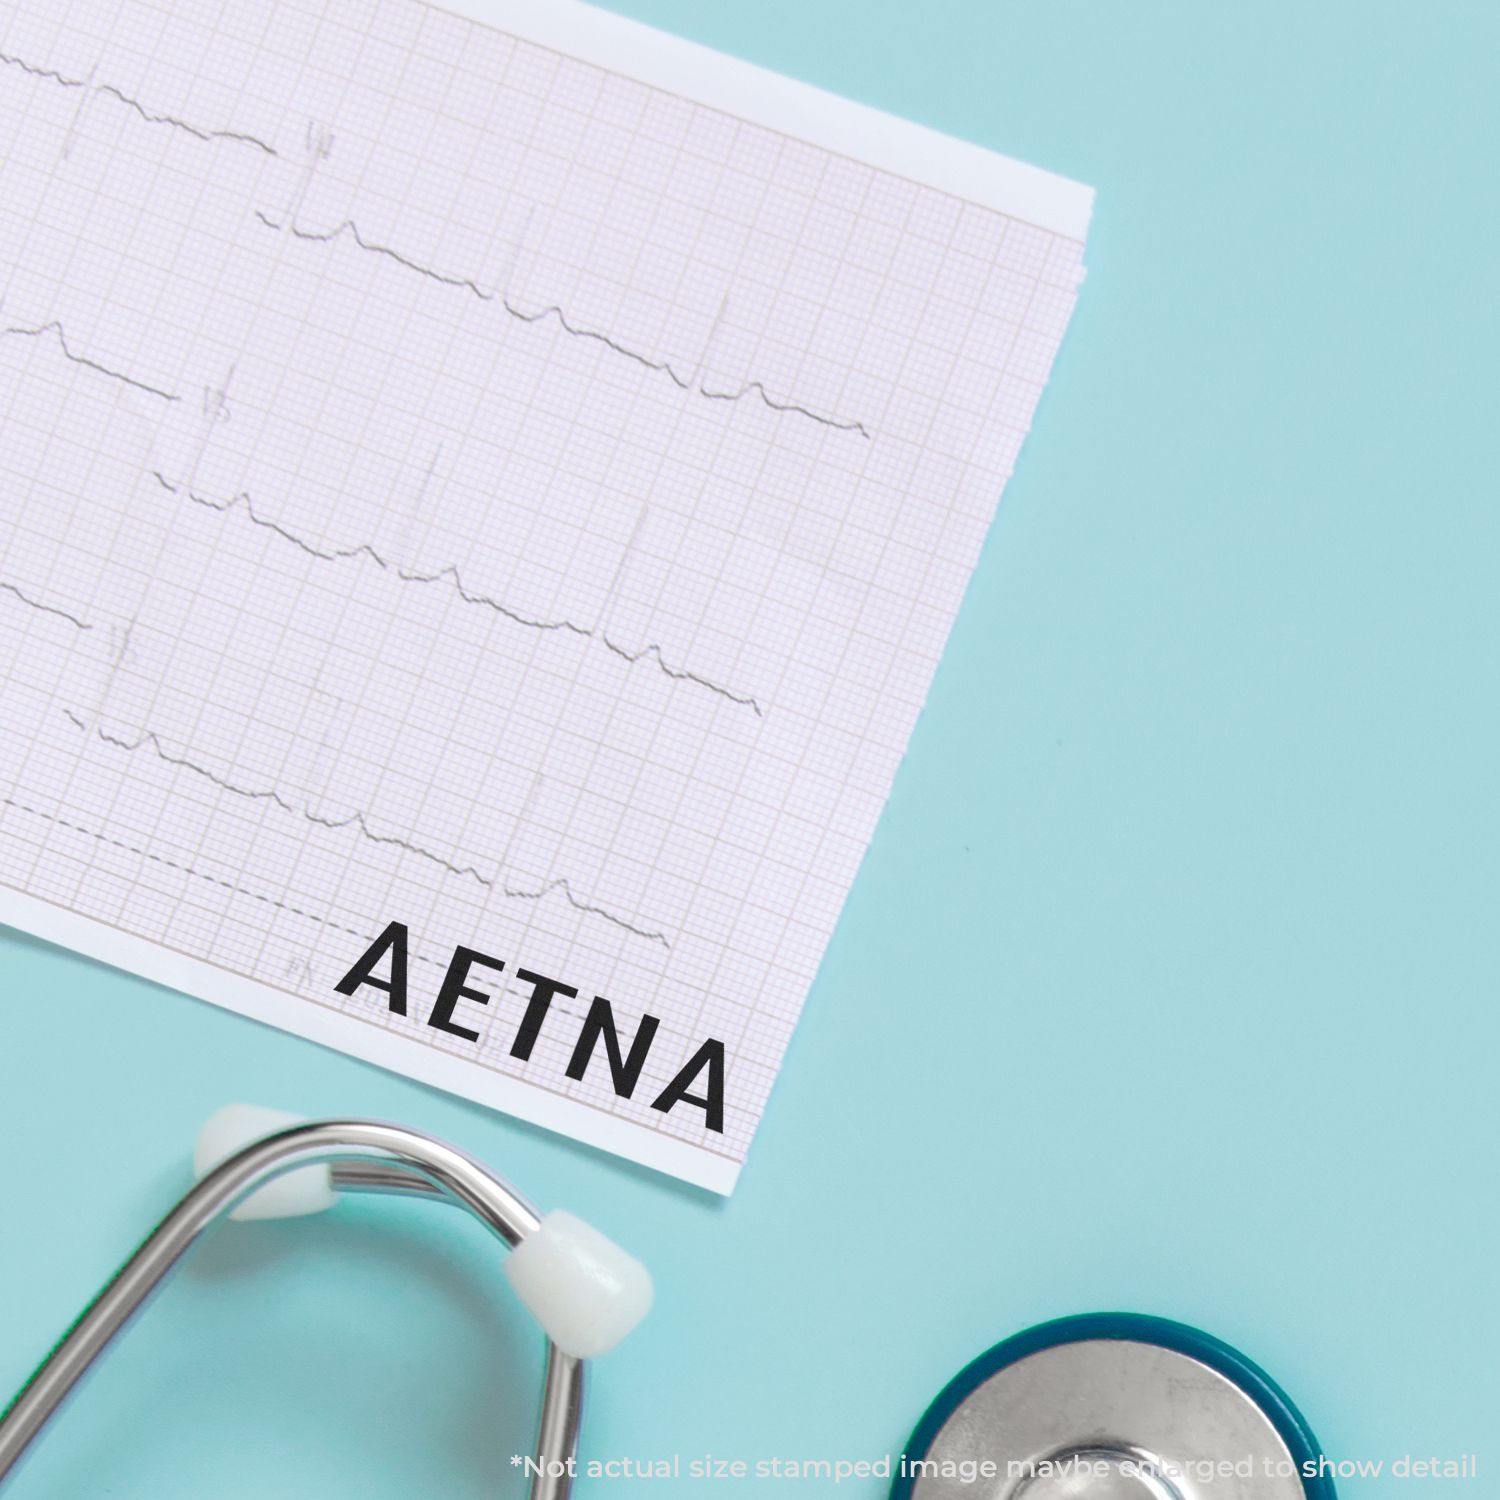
[149,470,586,638]
[0,49,82,90]
[0,49,277,156]
[0,580,94,630]
[251,209,870,440]
[0,320,179,401]
[94,84,278,156]
[594,635,760,710]
[149,470,765,716]
[63,709,672,947]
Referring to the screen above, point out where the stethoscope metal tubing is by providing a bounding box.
[0,1119,584,1499]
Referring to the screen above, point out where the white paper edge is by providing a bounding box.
[0,892,740,1195]
[454,0,1095,242]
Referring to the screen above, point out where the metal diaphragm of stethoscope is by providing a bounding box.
[0,1108,1336,1499]
[892,1313,1336,1500]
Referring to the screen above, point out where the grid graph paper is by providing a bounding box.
[0,0,1091,1191]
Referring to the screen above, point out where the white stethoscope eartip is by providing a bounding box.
[193,1104,336,1221]
[505,1209,654,1359]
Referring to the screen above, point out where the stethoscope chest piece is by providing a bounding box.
[896,1314,1334,1500]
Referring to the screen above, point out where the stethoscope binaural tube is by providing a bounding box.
[0,1112,652,1499]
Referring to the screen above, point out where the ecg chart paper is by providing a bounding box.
[0,0,1091,1191]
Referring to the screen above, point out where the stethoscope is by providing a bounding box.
[0,1106,652,1499]
[1,1108,1335,1499]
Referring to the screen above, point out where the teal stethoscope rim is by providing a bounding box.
[890,1312,1336,1500]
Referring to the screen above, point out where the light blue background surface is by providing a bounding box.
[2,1,1496,1494]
